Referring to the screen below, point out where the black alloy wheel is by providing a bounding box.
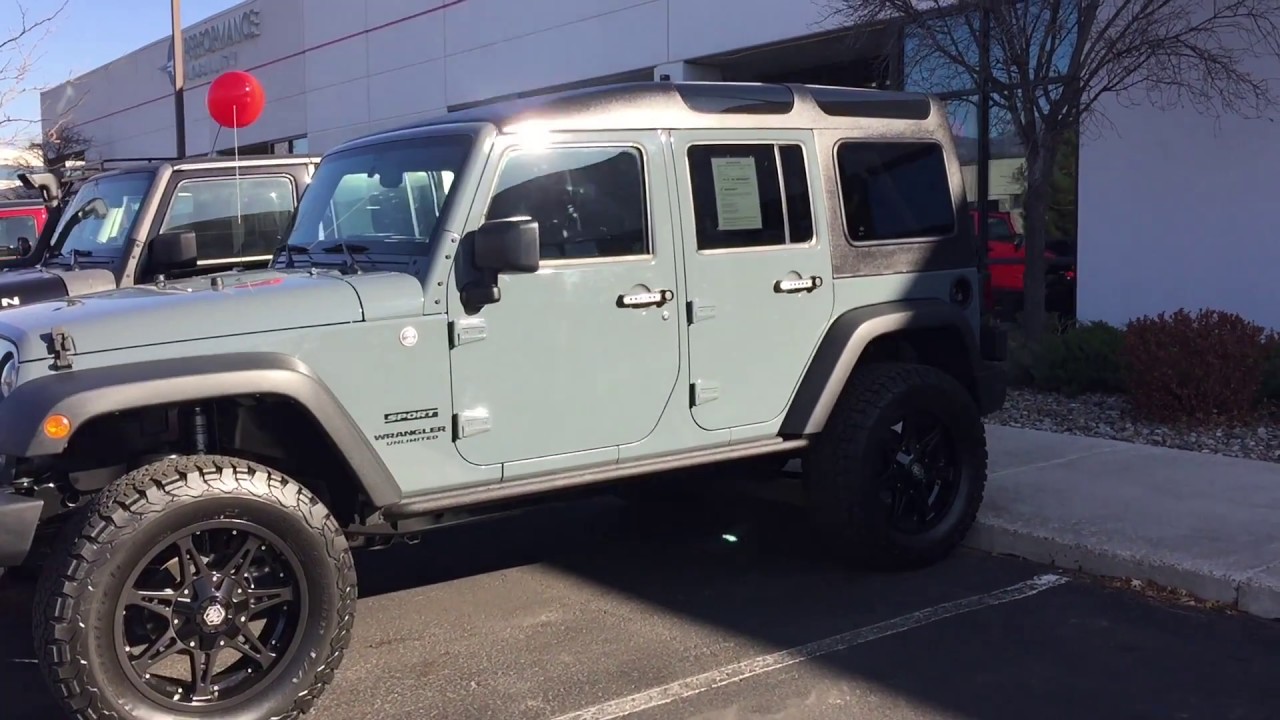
[871,412,964,537]
[114,521,306,710]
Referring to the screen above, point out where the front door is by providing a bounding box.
[448,131,681,468]
[670,130,835,432]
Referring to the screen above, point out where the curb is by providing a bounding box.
[964,520,1280,620]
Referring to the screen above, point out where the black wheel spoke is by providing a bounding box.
[247,585,294,616]
[234,620,274,667]
[221,533,259,579]
[912,490,932,526]
[177,536,213,585]
[132,629,184,673]
[189,647,221,701]
[126,588,178,616]
[917,426,944,457]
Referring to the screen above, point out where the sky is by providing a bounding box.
[2,0,242,143]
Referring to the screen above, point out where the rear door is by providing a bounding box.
[670,130,835,432]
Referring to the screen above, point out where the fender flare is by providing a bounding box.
[0,352,403,507]
[780,299,981,436]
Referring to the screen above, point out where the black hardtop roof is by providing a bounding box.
[344,81,941,149]
[85,153,323,180]
[0,199,44,210]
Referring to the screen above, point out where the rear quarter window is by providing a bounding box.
[835,140,955,243]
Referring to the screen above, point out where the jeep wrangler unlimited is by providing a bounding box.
[0,82,1005,719]
[0,155,318,308]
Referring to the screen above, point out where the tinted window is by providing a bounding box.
[0,215,37,246]
[160,176,296,261]
[486,146,648,260]
[836,141,955,242]
[687,143,813,251]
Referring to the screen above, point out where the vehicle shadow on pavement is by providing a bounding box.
[3,476,1279,720]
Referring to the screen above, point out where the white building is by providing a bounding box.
[39,0,1280,329]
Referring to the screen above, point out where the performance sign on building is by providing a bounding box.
[163,8,263,84]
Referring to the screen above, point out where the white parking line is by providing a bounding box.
[551,573,1069,720]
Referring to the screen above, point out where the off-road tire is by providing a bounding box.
[805,362,988,570]
[32,455,357,720]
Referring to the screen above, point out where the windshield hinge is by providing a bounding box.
[50,326,76,370]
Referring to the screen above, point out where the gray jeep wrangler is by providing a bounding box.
[0,82,1005,719]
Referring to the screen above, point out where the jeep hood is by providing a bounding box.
[0,266,82,309]
[0,269,365,361]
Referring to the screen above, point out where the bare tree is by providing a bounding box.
[16,119,90,173]
[0,1,70,144]
[819,0,1280,342]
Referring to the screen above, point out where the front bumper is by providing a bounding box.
[0,490,43,567]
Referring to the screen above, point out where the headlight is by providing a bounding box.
[0,356,16,397]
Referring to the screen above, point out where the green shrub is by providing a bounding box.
[1028,320,1127,396]
[1123,308,1269,424]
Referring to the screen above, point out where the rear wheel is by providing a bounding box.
[33,455,357,720]
[806,362,988,570]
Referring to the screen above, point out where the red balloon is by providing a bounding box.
[206,70,265,129]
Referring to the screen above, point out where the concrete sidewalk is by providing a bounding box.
[969,425,1280,619]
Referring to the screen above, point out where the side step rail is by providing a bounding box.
[382,436,809,520]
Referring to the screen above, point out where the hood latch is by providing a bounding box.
[50,326,76,370]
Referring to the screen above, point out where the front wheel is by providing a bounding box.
[805,362,988,570]
[33,455,357,720]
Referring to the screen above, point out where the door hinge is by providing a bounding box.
[688,298,716,324]
[455,409,492,439]
[50,326,76,370]
[691,380,720,406]
[451,318,487,348]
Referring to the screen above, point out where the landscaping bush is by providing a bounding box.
[1123,308,1269,424]
[1028,320,1127,396]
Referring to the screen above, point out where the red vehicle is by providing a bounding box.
[972,209,1075,319]
[0,199,46,260]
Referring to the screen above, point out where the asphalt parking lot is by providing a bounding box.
[3,486,1278,720]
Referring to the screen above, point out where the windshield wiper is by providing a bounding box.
[321,242,368,274]
[42,248,93,270]
[278,244,312,269]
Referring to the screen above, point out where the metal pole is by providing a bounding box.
[171,0,186,158]
[975,0,991,245]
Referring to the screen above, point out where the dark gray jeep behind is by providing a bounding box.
[0,155,318,308]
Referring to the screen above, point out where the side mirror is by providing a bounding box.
[16,237,31,256]
[474,218,540,274]
[149,231,199,273]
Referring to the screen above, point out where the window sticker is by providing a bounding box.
[710,156,764,231]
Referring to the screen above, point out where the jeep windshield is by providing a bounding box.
[287,134,471,257]
[45,170,153,263]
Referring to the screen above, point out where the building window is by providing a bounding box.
[686,142,813,251]
[485,145,649,261]
[834,140,955,242]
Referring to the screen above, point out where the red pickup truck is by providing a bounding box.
[973,209,1075,320]
[0,199,46,260]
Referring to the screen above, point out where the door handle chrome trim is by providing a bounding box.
[774,276,824,294]
[618,289,674,308]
